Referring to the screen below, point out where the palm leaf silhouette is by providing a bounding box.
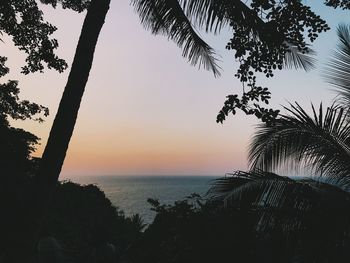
[208,170,350,235]
[131,0,221,76]
[324,24,350,106]
[132,0,317,77]
[248,103,350,188]
[284,44,316,71]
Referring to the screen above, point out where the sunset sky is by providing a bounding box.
[3,1,350,177]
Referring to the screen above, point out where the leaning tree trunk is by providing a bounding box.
[15,0,111,257]
[37,0,110,185]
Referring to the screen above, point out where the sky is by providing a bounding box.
[3,1,350,177]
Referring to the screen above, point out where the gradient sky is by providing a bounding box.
[3,1,350,177]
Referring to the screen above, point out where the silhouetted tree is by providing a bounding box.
[0,78,49,261]
[0,1,67,74]
[0,80,48,177]
[131,196,259,263]
[249,25,350,185]
[0,0,67,177]
[36,0,111,187]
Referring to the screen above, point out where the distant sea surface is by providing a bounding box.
[68,176,219,224]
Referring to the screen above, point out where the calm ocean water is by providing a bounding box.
[67,176,219,224]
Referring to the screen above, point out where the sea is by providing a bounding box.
[66,176,219,224]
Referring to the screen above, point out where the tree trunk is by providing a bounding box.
[37,0,110,185]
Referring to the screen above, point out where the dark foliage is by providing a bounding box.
[131,0,220,76]
[217,90,280,126]
[0,124,40,177]
[215,0,330,124]
[42,182,142,262]
[207,171,350,263]
[0,56,9,77]
[216,2,348,124]
[130,196,259,263]
[0,79,48,177]
[249,103,350,187]
[0,80,49,122]
[0,0,67,74]
[0,180,142,262]
[40,0,90,12]
[324,24,350,107]
[325,0,350,9]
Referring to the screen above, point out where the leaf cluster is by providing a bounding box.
[132,0,220,77]
[219,0,330,124]
[0,78,48,177]
[0,56,9,77]
[217,89,279,125]
[39,0,91,13]
[0,0,68,74]
[0,80,49,124]
[131,196,260,263]
[325,0,350,9]
[0,180,143,262]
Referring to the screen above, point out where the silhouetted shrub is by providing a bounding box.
[130,196,259,263]
[130,193,350,263]
[0,179,142,262]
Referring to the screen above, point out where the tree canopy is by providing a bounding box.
[0,80,48,177]
[215,0,350,124]
[0,0,68,74]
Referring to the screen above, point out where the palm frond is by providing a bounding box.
[249,103,350,187]
[131,0,221,76]
[207,170,286,200]
[179,0,264,33]
[283,43,316,71]
[324,24,350,106]
[208,170,294,209]
[208,170,350,234]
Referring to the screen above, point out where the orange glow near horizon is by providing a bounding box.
[60,121,249,176]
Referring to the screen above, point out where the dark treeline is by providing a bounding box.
[2,178,350,262]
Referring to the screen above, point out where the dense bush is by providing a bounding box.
[0,179,143,262]
[130,193,350,263]
[130,196,259,263]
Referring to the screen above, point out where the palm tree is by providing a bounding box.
[37,0,111,186]
[249,103,350,188]
[248,25,350,186]
[207,25,350,261]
